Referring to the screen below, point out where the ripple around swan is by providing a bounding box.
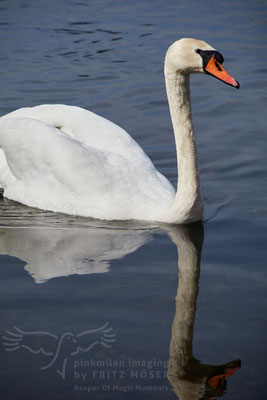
[0,196,158,231]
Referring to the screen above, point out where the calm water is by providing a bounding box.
[0,0,267,399]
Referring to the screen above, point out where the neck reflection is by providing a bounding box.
[166,222,240,399]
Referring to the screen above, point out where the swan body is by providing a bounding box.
[0,105,175,221]
[0,38,239,224]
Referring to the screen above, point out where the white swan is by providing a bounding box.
[0,38,239,224]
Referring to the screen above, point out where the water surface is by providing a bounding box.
[0,1,267,399]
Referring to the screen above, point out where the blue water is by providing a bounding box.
[0,0,267,399]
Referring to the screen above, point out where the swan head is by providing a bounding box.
[165,38,239,88]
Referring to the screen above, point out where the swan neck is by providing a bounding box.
[164,70,202,223]
[165,72,192,133]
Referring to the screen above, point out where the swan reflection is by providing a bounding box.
[0,201,240,397]
[0,225,151,283]
[167,223,240,399]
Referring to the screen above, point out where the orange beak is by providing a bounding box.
[205,55,239,88]
[208,366,240,389]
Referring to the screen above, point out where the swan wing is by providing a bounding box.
[1,104,148,162]
[0,117,174,220]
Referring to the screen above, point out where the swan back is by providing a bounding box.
[1,104,148,163]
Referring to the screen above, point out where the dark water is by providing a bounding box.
[0,0,267,399]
